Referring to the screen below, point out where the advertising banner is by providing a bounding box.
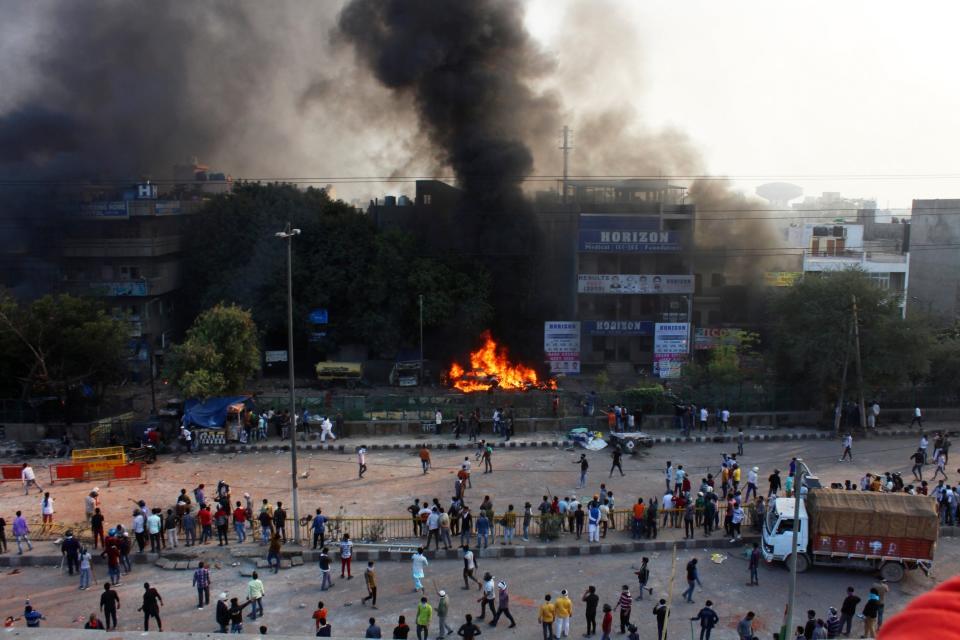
[544,321,580,374]
[654,322,689,379]
[79,201,129,219]
[577,274,694,294]
[694,327,743,350]
[578,214,681,253]
[764,271,802,287]
[585,320,655,336]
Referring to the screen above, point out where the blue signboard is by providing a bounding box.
[578,214,681,253]
[79,201,129,219]
[585,320,655,336]
[308,309,329,324]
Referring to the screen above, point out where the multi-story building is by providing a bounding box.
[59,183,205,368]
[908,199,960,320]
[788,220,910,316]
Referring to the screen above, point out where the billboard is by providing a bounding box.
[585,320,655,336]
[577,274,694,294]
[578,214,681,253]
[654,322,689,379]
[544,321,580,374]
[79,201,128,219]
[694,327,743,350]
[764,271,802,287]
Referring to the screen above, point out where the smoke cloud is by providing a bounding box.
[337,0,561,208]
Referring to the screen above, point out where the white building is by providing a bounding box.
[787,222,909,316]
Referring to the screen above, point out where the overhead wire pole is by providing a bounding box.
[851,295,867,432]
[560,126,572,204]
[781,459,807,640]
[833,320,853,434]
[276,222,302,543]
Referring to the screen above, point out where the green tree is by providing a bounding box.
[0,292,127,401]
[166,303,260,399]
[179,184,491,361]
[768,269,932,406]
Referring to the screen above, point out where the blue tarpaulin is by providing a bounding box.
[182,396,251,429]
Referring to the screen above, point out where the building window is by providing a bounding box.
[423,194,432,205]
[868,272,891,289]
[119,265,141,280]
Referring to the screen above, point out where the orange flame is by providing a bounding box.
[447,331,557,393]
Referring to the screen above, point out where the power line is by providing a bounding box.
[5,172,960,186]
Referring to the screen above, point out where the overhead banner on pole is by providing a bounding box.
[577,274,694,294]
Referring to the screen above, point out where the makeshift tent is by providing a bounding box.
[182,396,251,429]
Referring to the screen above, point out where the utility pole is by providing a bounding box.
[851,295,867,431]
[781,458,807,640]
[275,222,302,544]
[833,321,852,434]
[560,126,572,204]
[419,294,424,393]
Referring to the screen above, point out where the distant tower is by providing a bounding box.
[560,126,573,204]
[756,182,803,208]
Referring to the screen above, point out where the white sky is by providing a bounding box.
[525,0,960,210]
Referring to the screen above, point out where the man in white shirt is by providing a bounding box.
[911,407,923,428]
[746,467,759,501]
[320,417,336,442]
[21,463,43,495]
[435,410,443,434]
[357,447,368,478]
[411,546,429,593]
[721,409,731,432]
[920,434,929,464]
[699,407,709,432]
[661,492,673,528]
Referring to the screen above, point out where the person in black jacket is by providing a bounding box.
[216,593,230,633]
[61,530,81,575]
[839,587,861,637]
[690,600,719,640]
[653,599,668,640]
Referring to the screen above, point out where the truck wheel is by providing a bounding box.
[786,553,810,573]
[880,561,905,582]
[624,440,636,452]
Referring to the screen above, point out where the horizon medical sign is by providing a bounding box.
[578,214,681,253]
[544,321,580,374]
[653,322,689,379]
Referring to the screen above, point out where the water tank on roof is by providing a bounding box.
[398,195,411,206]
[384,195,397,207]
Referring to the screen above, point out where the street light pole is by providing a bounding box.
[276,222,302,544]
[418,294,424,391]
[782,457,806,640]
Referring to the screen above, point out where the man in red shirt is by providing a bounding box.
[198,506,213,545]
[233,501,247,544]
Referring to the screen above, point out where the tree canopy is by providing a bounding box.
[166,303,260,399]
[179,184,491,361]
[767,269,932,405]
[0,292,127,400]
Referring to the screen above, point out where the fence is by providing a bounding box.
[49,461,144,485]
[291,505,760,544]
[0,464,23,482]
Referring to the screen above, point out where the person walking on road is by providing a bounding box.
[652,600,668,640]
[538,594,556,640]
[362,560,378,608]
[411,546,429,593]
[911,406,923,428]
[747,543,761,586]
[690,601,719,640]
[911,449,925,481]
[246,571,265,620]
[137,582,163,632]
[575,455,589,489]
[839,433,853,462]
[682,559,702,603]
[737,611,755,640]
[437,589,455,637]
[21,464,42,495]
[12,511,32,554]
[358,446,368,478]
[609,449,624,478]
[582,586,599,637]
[838,587,860,637]
[192,561,211,609]
[634,558,653,600]
[100,583,120,630]
[490,581,516,629]
[613,586,632,634]
[415,597,433,640]
[554,589,573,638]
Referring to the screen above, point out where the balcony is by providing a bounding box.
[804,249,907,274]
[62,235,183,258]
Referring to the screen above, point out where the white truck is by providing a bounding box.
[761,488,938,582]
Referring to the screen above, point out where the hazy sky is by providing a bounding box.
[525,0,960,211]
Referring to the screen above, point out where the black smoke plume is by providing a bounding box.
[337,0,559,209]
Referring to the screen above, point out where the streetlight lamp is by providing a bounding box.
[275,222,302,544]
[781,457,807,640]
[418,294,424,391]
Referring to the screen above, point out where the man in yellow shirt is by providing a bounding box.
[554,589,573,638]
[538,594,556,640]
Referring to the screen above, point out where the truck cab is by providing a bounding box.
[762,497,809,565]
